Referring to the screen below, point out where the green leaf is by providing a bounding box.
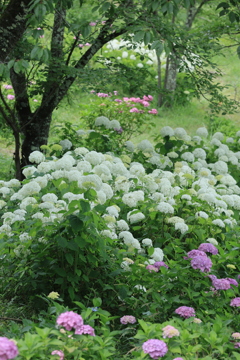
[65,253,74,265]
[133,31,145,42]
[56,236,68,248]
[93,297,102,307]
[7,60,15,69]
[144,32,152,45]
[68,215,84,233]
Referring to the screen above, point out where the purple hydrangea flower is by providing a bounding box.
[226,278,238,287]
[153,261,169,269]
[146,265,159,273]
[186,250,207,259]
[75,325,95,336]
[51,350,64,360]
[120,315,137,324]
[0,337,19,360]
[56,311,83,331]
[173,358,185,360]
[230,297,240,307]
[198,243,218,255]
[191,255,212,272]
[175,306,195,318]
[142,339,168,359]
[234,342,240,348]
[212,278,231,290]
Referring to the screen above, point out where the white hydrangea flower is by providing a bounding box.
[142,238,153,247]
[160,126,174,137]
[193,148,206,160]
[226,137,234,143]
[212,219,225,228]
[101,183,114,199]
[167,216,185,224]
[42,193,58,203]
[37,161,55,173]
[181,194,191,201]
[174,127,187,139]
[78,174,102,191]
[122,51,128,58]
[125,141,135,152]
[93,164,112,181]
[196,127,208,138]
[151,247,164,262]
[122,190,144,207]
[19,232,32,242]
[210,138,221,146]
[116,219,129,231]
[84,151,105,165]
[101,229,117,239]
[195,211,209,219]
[130,163,145,176]
[175,222,188,234]
[181,152,195,162]
[156,201,174,214]
[137,140,154,153]
[74,147,89,156]
[108,119,121,130]
[192,135,202,144]
[127,210,145,224]
[206,238,218,245]
[106,205,120,218]
[212,160,228,175]
[212,132,224,141]
[76,129,86,135]
[167,151,178,158]
[60,139,72,150]
[29,151,45,164]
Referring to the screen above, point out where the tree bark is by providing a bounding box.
[0,0,32,63]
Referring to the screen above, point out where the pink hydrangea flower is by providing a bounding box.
[89,22,96,26]
[175,306,195,318]
[75,325,95,336]
[56,311,83,331]
[162,325,180,338]
[130,107,140,113]
[3,84,12,89]
[198,243,218,255]
[97,92,109,97]
[153,261,168,269]
[191,255,212,272]
[0,337,19,360]
[142,339,168,359]
[7,94,15,100]
[141,100,150,107]
[232,333,240,339]
[234,343,240,348]
[146,265,159,273]
[173,358,185,360]
[212,278,231,290]
[120,315,136,324]
[51,350,64,360]
[148,109,158,114]
[186,250,207,259]
[230,297,240,307]
[226,278,238,287]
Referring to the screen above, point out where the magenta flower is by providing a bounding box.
[212,278,231,290]
[148,109,158,114]
[113,91,118,95]
[172,358,184,360]
[97,92,109,97]
[191,255,212,272]
[0,337,19,360]
[78,44,84,48]
[75,325,95,336]
[175,306,195,318]
[7,94,14,100]
[51,351,64,360]
[198,243,218,255]
[235,343,240,348]
[89,22,97,26]
[56,311,83,331]
[142,339,168,359]
[120,315,136,324]
[153,261,168,269]
[230,297,240,307]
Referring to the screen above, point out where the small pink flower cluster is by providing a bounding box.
[142,339,168,359]
[51,350,64,360]
[56,311,95,336]
[3,84,13,89]
[120,315,136,324]
[146,264,159,273]
[162,325,180,338]
[0,337,19,360]
[175,306,195,318]
[97,92,109,97]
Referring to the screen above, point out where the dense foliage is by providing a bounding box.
[1,112,240,359]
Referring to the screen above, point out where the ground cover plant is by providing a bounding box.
[1,112,240,359]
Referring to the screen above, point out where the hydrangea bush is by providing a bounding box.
[1,122,240,358]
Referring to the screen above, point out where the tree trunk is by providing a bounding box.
[163,54,178,106]
[157,52,163,107]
